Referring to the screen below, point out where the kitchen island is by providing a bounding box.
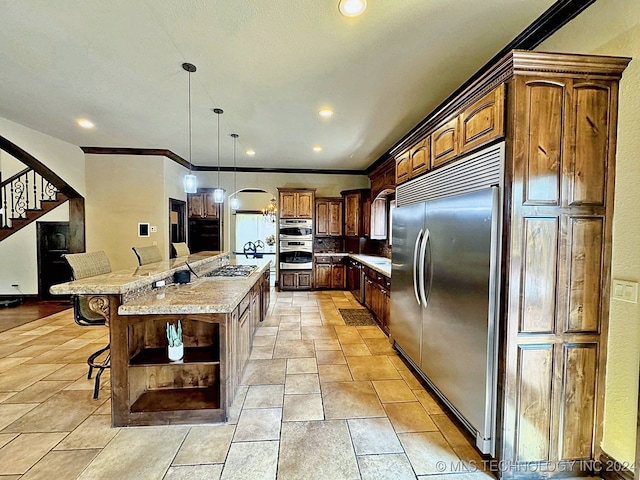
[50,251,271,427]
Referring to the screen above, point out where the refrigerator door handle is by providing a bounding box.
[413,229,424,305]
[419,228,430,307]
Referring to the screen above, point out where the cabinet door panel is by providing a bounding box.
[460,84,505,154]
[344,194,359,236]
[315,264,331,289]
[332,265,345,289]
[432,117,459,167]
[298,273,312,288]
[297,192,314,219]
[410,137,431,178]
[570,84,610,206]
[316,201,329,236]
[280,272,296,289]
[396,152,410,185]
[188,194,204,218]
[280,192,297,218]
[328,201,343,236]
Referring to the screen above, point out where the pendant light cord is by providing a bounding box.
[188,71,192,174]
[217,112,220,188]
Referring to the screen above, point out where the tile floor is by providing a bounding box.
[0,290,495,479]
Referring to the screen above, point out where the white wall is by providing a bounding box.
[540,0,640,465]
[0,117,85,295]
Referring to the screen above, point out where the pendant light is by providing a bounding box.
[182,62,198,194]
[212,108,224,203]
[230,133,240,210]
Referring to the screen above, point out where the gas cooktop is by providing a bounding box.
[205,265,257,277]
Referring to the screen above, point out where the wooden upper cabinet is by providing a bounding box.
[460,83,505,154]
[395,151,410,185]
[315,198,343,237]
[370,198,387,240]
[188,190,220,219]
[409,136,431,178]
[432,116,460,168]
[369,157,396,200]
[344,193,360,237]
[278,189,315,219]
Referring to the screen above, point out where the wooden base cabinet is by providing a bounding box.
[314,256,346,290]
[363,267,390,334]
[279,270,312,290]
[391,51,630,476]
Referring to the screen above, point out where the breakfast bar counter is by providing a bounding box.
[50,251,271,427]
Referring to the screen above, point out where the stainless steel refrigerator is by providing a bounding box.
[390,143,503,455]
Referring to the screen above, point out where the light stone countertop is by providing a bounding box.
[49,251,229,296]
[314,253,391,277]
[117,261,271,315]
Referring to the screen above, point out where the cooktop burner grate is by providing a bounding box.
[205,265,257,277]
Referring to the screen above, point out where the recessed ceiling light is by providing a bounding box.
[319,108,333,118]
[77,119,94,129]
[313,146,323,152]
[338,0,367,17]
[246,149,256,156]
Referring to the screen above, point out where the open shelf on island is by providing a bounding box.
[130,385,220,413]
[129,345,220,366]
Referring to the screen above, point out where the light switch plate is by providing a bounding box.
[612,279,638,304]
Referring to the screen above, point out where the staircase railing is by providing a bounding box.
[0,167,59,228]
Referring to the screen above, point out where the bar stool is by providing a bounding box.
[132,245,162,265]
[62,251,112,400]
[171,242,190,258]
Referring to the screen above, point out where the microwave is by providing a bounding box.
[279,219,313,240]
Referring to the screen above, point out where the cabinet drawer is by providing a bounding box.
[315,256,331,264]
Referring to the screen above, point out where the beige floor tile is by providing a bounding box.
[0,345,31,359]
[240,359,286,386]
[431,414,474,447]
[220,440,279,480]
[335,327,365,345]
[318,364,353,383]
[278,321,300,330]
[300,317,323,327]
[77,426,188,480]
[254,327,279,337]
[249,346,274,359]
[0,434,18,449]
[321,316,346,326]
[251,335,276,348]
[261,316,280,327]
[0,432,67,475]
[454,445,494,475]
[322,381,385,419]
[0,404,38,430]
[398,431,462,475]
[3,381,71,404]
[227,385,248,425]
[164,464,223,480]
[356,326,388,339]
[173,424,235,465]
[94,398,112,415]
[0,358,34,372]
[3,390,99,433]
[42,363,88,381]
[346,356,402,381]
[347,417,403,455]
[54,414,119,449]
[414,389,445,415]
[341,343,372,356]
[233,408,281,442]
[282,394,324,421]
[278,420,359,480]
[316,350,346,365]
[417,474,495,480]
[357,453,417,480]
[285,374,320,395]
[276,330,302,340]
[20,449,100,480]
[0,392,15,402]
[300,326,337,340]
[286,358,317,374]
[364,338,396,355]
[373,380,417,403]
[243,384,284,409]
[314,339,342,351]
[384,402,437,433]
[0,364,62,392]
[399,367,425,390]
[272,340,315,358]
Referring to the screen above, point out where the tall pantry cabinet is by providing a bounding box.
[391,51,630,477]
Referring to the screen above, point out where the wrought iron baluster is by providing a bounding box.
[32,170,37,210]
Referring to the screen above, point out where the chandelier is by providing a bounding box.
[262,197,277,223]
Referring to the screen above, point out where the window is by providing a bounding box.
[388,199,396,246]
[235,213,277,253]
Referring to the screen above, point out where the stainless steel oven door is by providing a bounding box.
[279,219,313,239]
[279,250,313,270]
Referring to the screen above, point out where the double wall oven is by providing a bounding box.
[279,219,313,270]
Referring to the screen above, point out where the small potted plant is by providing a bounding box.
[166,320,183,361]
[265,234,276,252]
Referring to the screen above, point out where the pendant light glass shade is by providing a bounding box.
[213,108,224,204]
[230,196,240,210]
[182,62,197,194]
[183,174,197,193]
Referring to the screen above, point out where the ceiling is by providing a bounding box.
[0,0,557,172]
